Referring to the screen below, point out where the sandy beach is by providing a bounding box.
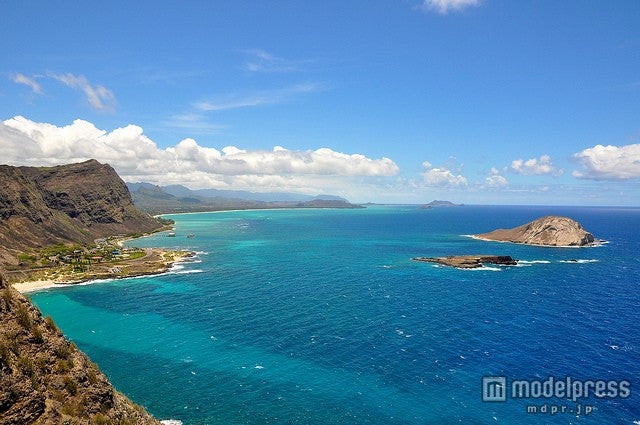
[12,279,76,293]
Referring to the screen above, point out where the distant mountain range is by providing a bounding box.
[126,182,362,215]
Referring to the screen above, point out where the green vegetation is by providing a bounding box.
[61,399,84,417]
[92,414,109,425]
[31,325,44,344]
[2,330,19,355]
[10,239,152,283]
[17,240,147,270]
[45,315,59,332]
[63,375,78,395]
[56,359,74,374]
[1,288,13,309]
[54,342,72,360]
[156,217,175,226]
[126,250,146,260]
[86,367,98,385]
[17,355,35,377]
[0,343,11,368]
[17,253,37,263]
[16,304,32,328]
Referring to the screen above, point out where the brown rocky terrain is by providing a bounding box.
[0,160,163,266]
[0,270,160,424]
[475,216,596,247]
[413,255,517,269]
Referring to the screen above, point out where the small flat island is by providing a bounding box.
[474,215,598,247]
[413,255,517,269]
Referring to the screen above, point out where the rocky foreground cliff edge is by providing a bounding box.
[0,271,160,424]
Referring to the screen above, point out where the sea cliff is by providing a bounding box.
[0,160,173,422]
[0,271,160,424]
[0,159,163,266]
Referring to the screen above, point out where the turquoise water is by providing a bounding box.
[29,206,640,424]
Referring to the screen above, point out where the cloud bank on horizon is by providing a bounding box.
[1,116,638,204]
[0,116,399,199]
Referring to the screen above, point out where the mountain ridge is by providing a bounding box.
[0,160,163,266]
[126,182,362,215]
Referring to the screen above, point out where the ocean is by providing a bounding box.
[28,205,640,424]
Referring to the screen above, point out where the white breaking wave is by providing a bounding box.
[465,266,502,272]
[559,259,600,264]
[515,260,551,267]
[175,269,204,274]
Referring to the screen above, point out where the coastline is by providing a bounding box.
[12,248,194,294]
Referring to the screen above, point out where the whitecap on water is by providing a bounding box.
[518,260,551,265]
[559,259,599,264]
[465,266,502,272]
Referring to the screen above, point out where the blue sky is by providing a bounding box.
[1,0,639,205]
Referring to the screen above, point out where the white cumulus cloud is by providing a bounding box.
[420,0,481,14]
[11,73,42,94]
[421,161,467,187]
[49,73,116,112]
[511,155,562,176]
[0,116,399,197]
[485,167,508,188]
[572,143,640,180]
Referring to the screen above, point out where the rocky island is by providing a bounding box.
[413,255,517,269]
[474,216,597,247]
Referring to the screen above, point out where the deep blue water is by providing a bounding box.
[29,206,640,424]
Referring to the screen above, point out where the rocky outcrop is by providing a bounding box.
[413,255,517,269]
[0,160,163,265]
[0,271,160,424]
[475,216,596,247]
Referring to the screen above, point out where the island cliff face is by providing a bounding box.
[0,271,159,424]
[475,216,596,247]
[0,160,162,265]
